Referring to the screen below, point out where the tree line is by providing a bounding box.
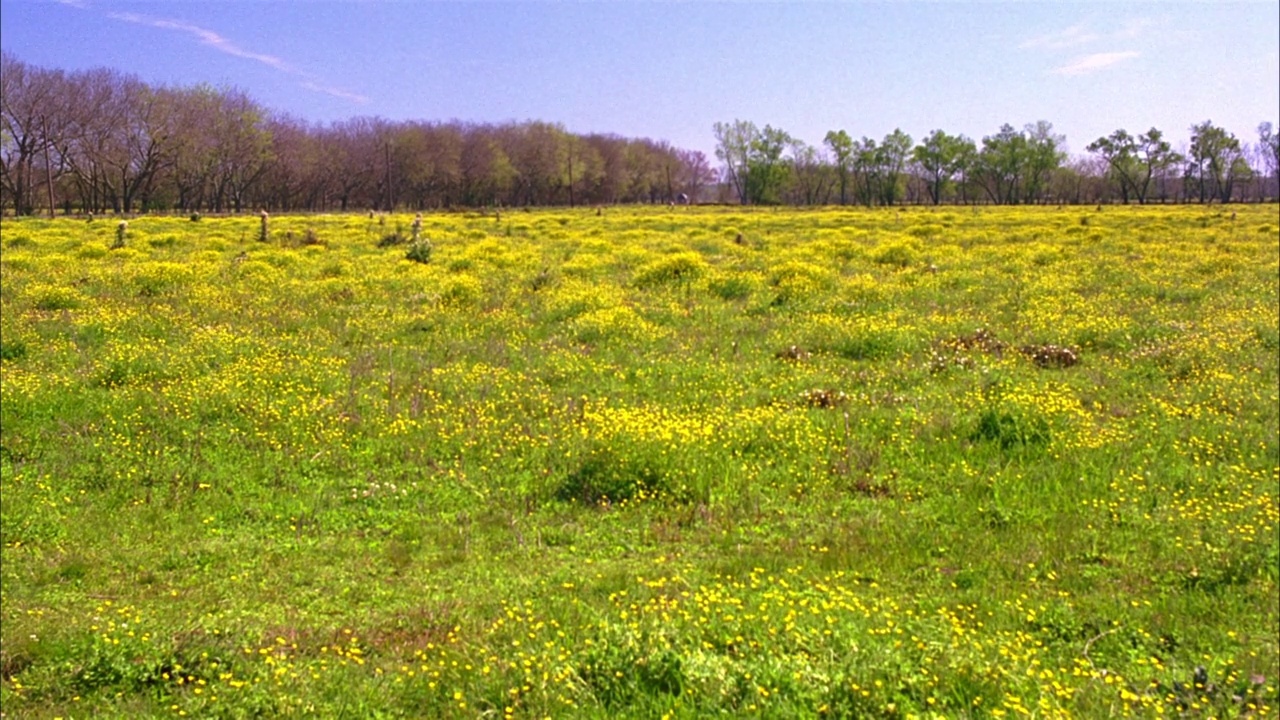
[715,119,1279,206]
[0,53,717,216]
[3,52,1277,216]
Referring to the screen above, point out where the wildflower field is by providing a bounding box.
[1,205,1277,719]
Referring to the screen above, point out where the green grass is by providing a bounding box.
[1,205,1277,718]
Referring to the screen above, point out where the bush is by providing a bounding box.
[406,240,433,264]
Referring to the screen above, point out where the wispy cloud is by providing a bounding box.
[108,12,297,73]
[1021,18,1159,52]
[1020,23,1100,50]
[1052,51,1140,76]
[1114,17,1157,41]
[104,11,368,104]
[52,0,88,8]
[301,82,369,104]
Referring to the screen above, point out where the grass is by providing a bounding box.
[1,205,1277,718]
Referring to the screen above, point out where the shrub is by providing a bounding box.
[298,227,323,246]
[406,240,433,264]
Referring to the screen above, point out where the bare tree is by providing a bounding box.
[787,140,831,205]
[713,120,755,204]
[675,148,716,204]
[1258,122,1279,201]
[1,52,66,215]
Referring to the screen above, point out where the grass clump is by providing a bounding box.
[632,251,707,289]
[972,408,1052,449]
[555,447,667,506]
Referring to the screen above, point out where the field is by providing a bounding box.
[1,205,1277,719]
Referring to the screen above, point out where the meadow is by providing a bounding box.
[0,204,1277,719]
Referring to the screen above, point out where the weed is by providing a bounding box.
[405,239,432,263]
[0,337,28,361]
[973,409,1051,448]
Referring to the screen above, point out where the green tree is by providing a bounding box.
[971,122,1063,204]
[1133,128,1181,204]
[876,129,913,205]
[1187,120,1243,203]
[851,137,879,206]
[913,129,974,205]
[823,129,854,205]
[974,124,1026,204]
[744,125,792,205]
[1087,129,1140,203]
[1087,127,1180,204]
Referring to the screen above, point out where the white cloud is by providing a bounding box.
[1113,17,1157,41]
[301,81,369,105]
[1021,24,1100,50]
[1052,51,1141,76]
[108,12,296,73]
[1022,18,1158,52]
[105,11,367,104]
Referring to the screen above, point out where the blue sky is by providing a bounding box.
[3,1,1277,158]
